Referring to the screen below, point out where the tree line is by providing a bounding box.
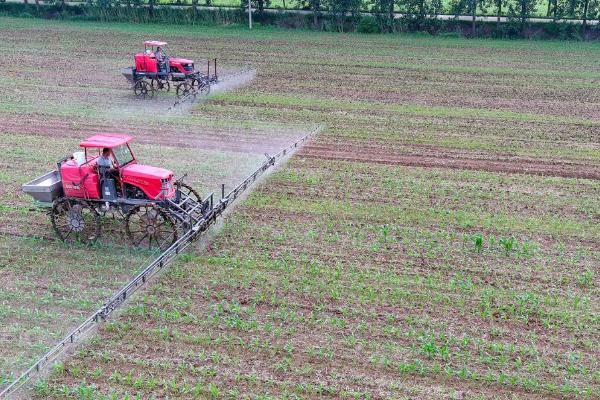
[2,0,599,38]
[287,0,600,33]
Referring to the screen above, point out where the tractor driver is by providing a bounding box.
[98,148,115,170]
[155,46,167,74]
[98,147,120,185]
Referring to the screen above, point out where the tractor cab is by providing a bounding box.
[60,134,176,201]
[134,40,167,75]
[135,41,196,77]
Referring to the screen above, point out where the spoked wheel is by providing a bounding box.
[178,183,202,203]
[51,198,101,244]
[194,78,210,95]
[177,182,207,213]
[125,205,177,251]
[151,78,170,93]
[190,78,200,91]
[133,80,154,99]
[175,82,193,99]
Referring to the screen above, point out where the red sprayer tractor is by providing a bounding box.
[121,40,218,99]
[22,134,212,250]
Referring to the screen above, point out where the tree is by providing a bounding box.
[296,0,322,26]
[570,0,599,36]
[398,0,444,31]
[489,0,508,23]
[553,0,598,35]
[369,0,396,33]
[252,0,271,13]
[450,0,481,32]
[548,0,577,20]
[507,0,540,34]
[148,0,157,17]
[325,0,363,31]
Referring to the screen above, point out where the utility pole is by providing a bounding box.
[248,0,253,29]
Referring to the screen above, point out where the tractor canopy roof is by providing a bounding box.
[80,134,134,148]
[144,40,167,47]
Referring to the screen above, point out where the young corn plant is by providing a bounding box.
[421,340,440,358]
[381,224,391,243]
[471,233,484,253]
[499,237,516,255]
[576,270,594,287]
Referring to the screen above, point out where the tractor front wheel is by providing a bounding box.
[177,183,209,216]
[175,82,194,99]
[125,205,177,251]
[51,198,101,244]
[192,78,210,95]
[133,80,154,99]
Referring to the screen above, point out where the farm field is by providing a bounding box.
[0,17,598,399]
[0,17,309,391]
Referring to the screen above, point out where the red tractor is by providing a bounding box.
[121,40,217,99]
[23,134,212,250]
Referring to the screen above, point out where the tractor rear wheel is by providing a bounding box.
[151,78,170,93]
[133,80,154,99]
[51,198,101,244]
[125,205,177,251]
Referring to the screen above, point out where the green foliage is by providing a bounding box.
[370,0,395,32]
[33,380,51,396]
[400,0,445,32]
[208,382,221,397]
[576,269,594,287]
[507,0,540,27]
[471,233,484,253]
[499,236,515,254]
[357,15,380,32]
[2,1,599,38]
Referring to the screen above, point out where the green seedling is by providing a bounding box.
[499,237,516,255]
[471,233,484,253]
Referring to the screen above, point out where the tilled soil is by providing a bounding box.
[1,18,598,400]
[301,141,600,180]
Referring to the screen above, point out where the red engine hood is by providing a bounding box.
[122,164,175,200]
[123,164,173,180]
[169,57,193,65]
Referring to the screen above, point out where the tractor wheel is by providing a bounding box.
[177,182,208,214]
[193,78,210,95]
[151,78,170,93]
[51,198,101,244]
[178,183,202,203]
[133,80,154,99]
[125,204,177,251]
[175,82,192,99]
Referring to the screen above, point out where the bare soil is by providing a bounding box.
[301,141,600,180]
